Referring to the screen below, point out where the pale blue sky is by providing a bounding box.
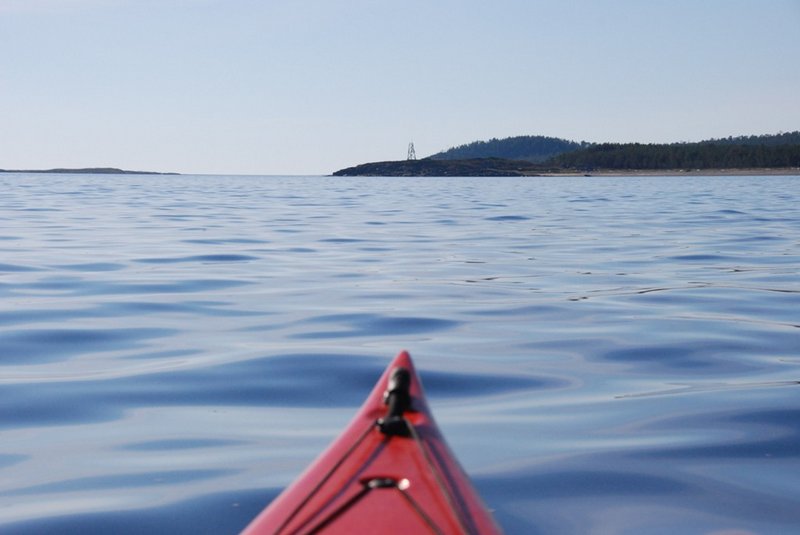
[2,0,799,175]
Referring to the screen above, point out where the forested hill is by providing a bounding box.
[430,135,587,162]
[549,132,800,170]
[427,131,800,169]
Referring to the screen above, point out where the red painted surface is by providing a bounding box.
[241,351,503,534]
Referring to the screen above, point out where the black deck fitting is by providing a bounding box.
[378,367,412,437]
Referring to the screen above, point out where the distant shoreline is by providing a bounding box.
[0,167,179,175]
[2,166,797,178]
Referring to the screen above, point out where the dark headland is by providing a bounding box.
[333,132,800,177]
[333,158,550,177]
[0,168,178,175]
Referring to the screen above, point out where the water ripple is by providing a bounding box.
[0,327,177,364]
[135,254,259,264]
[4,469,236,496]
[0,263,40,272]
[292,314,460,339]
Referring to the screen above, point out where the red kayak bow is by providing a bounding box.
[242,351,502,534]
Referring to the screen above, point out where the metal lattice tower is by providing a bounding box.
[407,142,417,160]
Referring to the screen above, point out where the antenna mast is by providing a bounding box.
[407,142,417,160]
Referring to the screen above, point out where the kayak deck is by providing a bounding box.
[242,351,502,534]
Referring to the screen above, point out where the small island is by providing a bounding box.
[0,167,178,175]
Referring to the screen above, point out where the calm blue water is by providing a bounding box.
[0,173,798,534]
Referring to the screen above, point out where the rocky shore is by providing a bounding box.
[332,158,549,177]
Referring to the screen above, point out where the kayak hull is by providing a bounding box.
[242,351,502,534]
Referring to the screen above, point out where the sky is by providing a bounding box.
[2,0,799,175]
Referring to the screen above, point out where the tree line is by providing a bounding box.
[695,131,800,146]
[549,139,800,170]
[427,131,800,170]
